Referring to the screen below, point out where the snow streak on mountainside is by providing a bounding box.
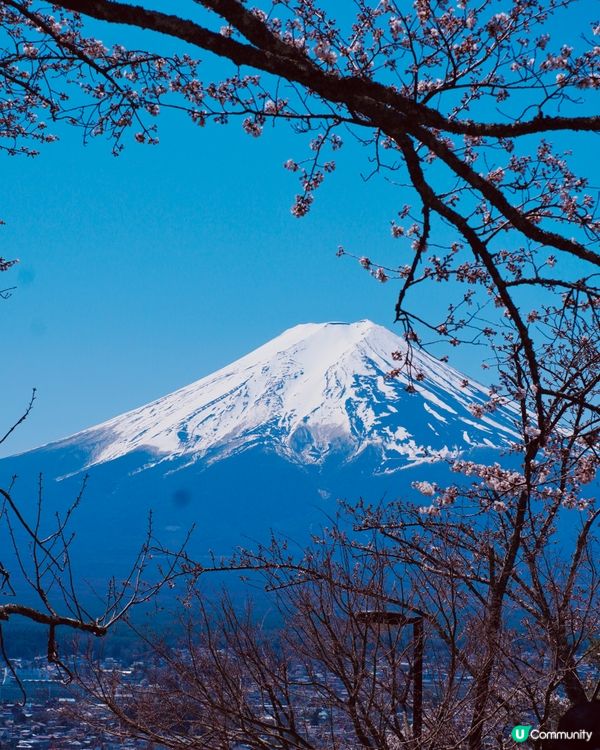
[38,321,520,475]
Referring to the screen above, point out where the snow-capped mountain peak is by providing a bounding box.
[49,320,519,474]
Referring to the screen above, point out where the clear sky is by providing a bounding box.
[0,2,593,457]
[1,104,426,455]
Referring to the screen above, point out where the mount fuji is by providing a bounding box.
[1,321,518,576]
[23,320,517,474]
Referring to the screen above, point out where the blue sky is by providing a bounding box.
[2,104,434,455]
[0,1,594,456]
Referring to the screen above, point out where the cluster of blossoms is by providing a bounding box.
[313,40,337,66]
[242,117,263,137]
[413,480,437,496]
[354,255,390,283]
[452,460,524,496]
[448,449,598,511]
[466,394,507,419]
[373,267,389,283]
[417,448,597,513]
[439,486,459,505]
[388,17,403,40]
[291,194,313,218]
[415,481,459,516]
[573,454,599,485]
[486,167,505,185]
[528,450,598,510]
[280,132,341,218]
[559,493,594,510]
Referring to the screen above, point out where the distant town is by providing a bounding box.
[0,656,150,749]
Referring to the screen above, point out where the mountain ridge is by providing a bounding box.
[20,320,519,477]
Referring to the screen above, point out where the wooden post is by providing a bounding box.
[356,610,425,745]
[412,617,424,743]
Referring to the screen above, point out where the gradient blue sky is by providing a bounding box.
[0,2,593,456]
[2,106,421,455]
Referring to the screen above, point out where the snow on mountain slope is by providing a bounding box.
[37,320,520,475]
